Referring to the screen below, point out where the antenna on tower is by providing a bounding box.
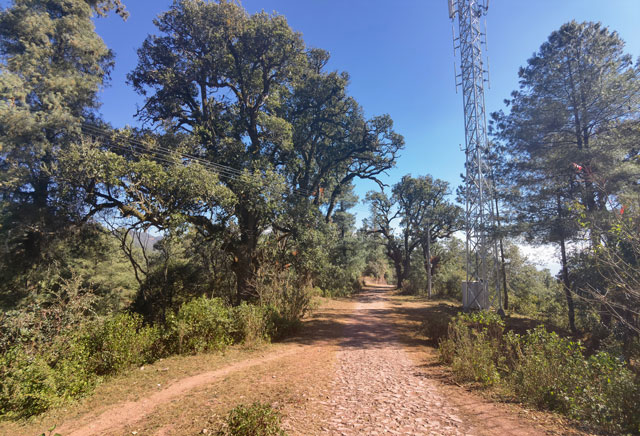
[448,0,501,311]
[448,0,456,19]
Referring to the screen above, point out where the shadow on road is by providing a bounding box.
[284,285,453,350]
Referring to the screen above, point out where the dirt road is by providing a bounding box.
[283,286,582,436]
[301,288,468,435]
[10,285,586,436]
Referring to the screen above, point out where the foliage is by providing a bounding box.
[365,174,461,290]
[431,239,465,298]
[39,424,62,436]
[0,310,161,419]
[251,264,316,338]
[0,346,61,419]
[216,402,287,436]
[0,279,158,419]
[230,302,274,345]
[116,0,403,300]
[491,20,640,332]
[0,222,138,311]
[0,0,126,307]
[439,312,504,385]
[165,296,232,355]
[74,312,160,375]
[570,186,640,356]
[0,271,97,355]
[0,290,307,420]
[439,314,640,433]
[507,327,639,433]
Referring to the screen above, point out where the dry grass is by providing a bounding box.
[385,293,594,436]
[0,344,284,436]
[0,296,353,436]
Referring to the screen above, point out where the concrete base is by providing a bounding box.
[462,281,489,310]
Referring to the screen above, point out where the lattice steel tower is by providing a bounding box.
[449,0,501,310]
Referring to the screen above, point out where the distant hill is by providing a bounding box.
[132,231,162,252]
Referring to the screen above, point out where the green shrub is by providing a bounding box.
[506,326,640,433]
[439,312,504,385]
[230,302,272,345]
[578,352,640,433]
[507,326,584,411]
[0,311,161,419]
[166,296,232,354]
[0,347,59,419]
[0,344,101,420]
[75,312,160,375]
[439,314,640,434]
[253,267,316,325]
[217,402,287,436]
[263,305,301,341]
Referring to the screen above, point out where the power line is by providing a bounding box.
[80,123,314,199]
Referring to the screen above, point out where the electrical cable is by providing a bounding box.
[80,123,314,199]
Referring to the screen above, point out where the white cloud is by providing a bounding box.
[517,243,560,275]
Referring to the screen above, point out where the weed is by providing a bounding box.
[216,402,287,436]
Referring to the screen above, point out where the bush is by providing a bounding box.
[217,403,287,436]
[506,327,585,411]
[439,312,504,385]
[166,296,232,354]
[0,272,98,356]
[0,339,99,419]
[230,302,273,345]
[439,313,640,433]
[74,312,160,375]
[506,326,640,433]
[252,266,315,335]
[0,347,59,419]
[0,311,161,419]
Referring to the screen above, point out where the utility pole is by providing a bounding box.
[448,0,501,311]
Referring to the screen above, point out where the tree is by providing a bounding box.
[491,21,640,333]
[365,189,408,288]
[365,175,461,291]
[0,0,126,304]
[123,0,402,300]
[411,177,461,298]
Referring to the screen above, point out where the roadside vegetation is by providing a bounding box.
[0,0,639,433]
[216,403,287,436]
[435,312,640,434]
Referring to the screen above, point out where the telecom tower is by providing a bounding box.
[448,0,501,310]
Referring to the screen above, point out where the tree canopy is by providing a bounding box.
[491,20,640,332]
[366,175,461,291]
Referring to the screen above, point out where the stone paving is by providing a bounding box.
[311,288,470,435]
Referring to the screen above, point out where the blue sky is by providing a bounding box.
[87,0,640,272]
[91,0,640,225]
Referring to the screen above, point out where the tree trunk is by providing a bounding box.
[425,226,432,298]
[494,196,508,310]
[233,250,256,302]
[400,231,411,289]
[394,259,404,289]
[559,234,577,334]
[233,207,260,302]
[556,191,576,334]
[498,236,508,310]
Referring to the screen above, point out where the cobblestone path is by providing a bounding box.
[318,287,470,435]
